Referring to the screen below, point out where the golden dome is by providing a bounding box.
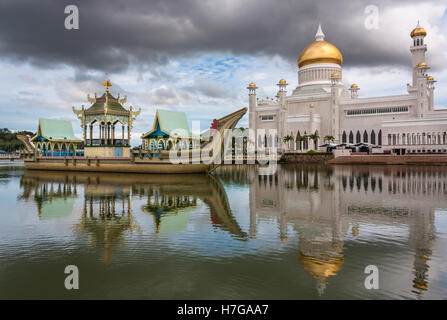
[298,41,343,68]
[411,27,427,38]
[350,84,358,89]
[279,78,287,84]
[416,62,427,68]
[331,73,340,78]
[427,76,434,81]
[248,82,256,87]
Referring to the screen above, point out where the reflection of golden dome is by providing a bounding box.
[298,41,343,68]
[279,78,287,84]
[413,279,428,291]
[350,84,358,89]
[416,62,427,68]
[411,26,427,38]
[248,82,257,87]
[427,76,434,81]
[299,252,344,281]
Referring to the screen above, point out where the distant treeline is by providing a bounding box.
[0,128,34,152]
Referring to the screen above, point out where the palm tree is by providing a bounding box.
[324,135,335,143]
[283,135,293,150]
[296,135,307,151]
[308,133,319,150]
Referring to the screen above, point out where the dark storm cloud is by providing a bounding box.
[0,0,443,72]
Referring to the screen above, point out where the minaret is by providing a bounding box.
[330,73,343,143]
[427,76,436,111]
[349,84,359,99]
[277,78,288,105]
[247,82,258,148]
[277,79,288,151]
[415,62,429,117]
[410,21,427,87]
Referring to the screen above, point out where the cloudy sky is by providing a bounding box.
[1,0,446,145]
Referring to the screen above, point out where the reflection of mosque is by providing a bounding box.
[19,166,441,294]
[217,164,442,295]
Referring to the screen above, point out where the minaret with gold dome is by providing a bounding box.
[410,21,427,87]
[247,82,258,146]
[409,22,431,117]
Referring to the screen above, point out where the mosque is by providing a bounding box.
[248,22,447,155]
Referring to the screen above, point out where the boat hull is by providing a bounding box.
[24,158,209,174]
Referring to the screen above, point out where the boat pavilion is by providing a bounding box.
[31,119,82,157]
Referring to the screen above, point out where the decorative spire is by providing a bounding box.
[101,73,112,93]
[315,23,325,42]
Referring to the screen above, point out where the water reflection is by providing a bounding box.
[217,164,443,296]
[20,173,78,219]
[19,171,247,262]
[134,175,247,239]
[13,164,447,298]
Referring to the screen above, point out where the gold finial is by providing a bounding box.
[101,73,112,93]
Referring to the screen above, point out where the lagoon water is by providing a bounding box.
[0,162,446,299]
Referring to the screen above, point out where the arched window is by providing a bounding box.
[378,130,382,145]
[349,131,354,144]
[342,131,347,143]
[356,130,361,143]
[371,130,376,145]
[363,130,368,143]
[296,131,301,150]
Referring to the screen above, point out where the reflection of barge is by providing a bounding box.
[20,170,247,262]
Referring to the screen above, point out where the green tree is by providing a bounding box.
[283,135,293,150]
[296,135,307,151]
[308,133,319,150]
